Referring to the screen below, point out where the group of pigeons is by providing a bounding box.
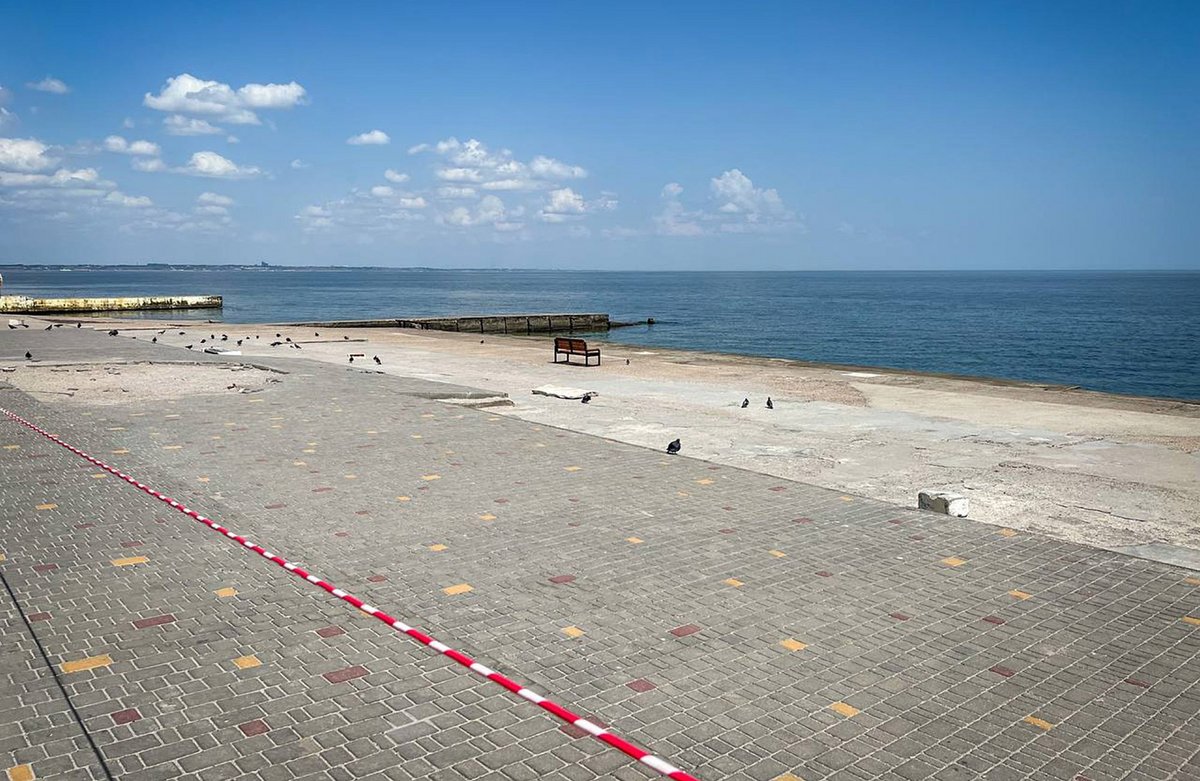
[665,396,777,455]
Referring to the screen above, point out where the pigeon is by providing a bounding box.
[625,358,630,365]
[343,336,349,340]
[220,335,228,341]
[285,337,291,342]
[24,351,32,360]
[178,331,185,335]
[373,355,381,365]
[275,333,281,338]
[108,329,119,336]
[6,324,14,330]
[200,339,207,344]
[581,392,595,404]
[349,355,355,363]
[292,343,302,349]
[666,438,681,455]
[314,332,320,337]
[44,325,52,331]
[741,398,749,408]
[158,329,166,334]
[480,339,484,344]
[766,397,774,409]
[270,341,282,347]
[151,337,157,343]
[255,335,260,339]
[76,322,82,328]
[237,339,243,346]
[185,344,194,350]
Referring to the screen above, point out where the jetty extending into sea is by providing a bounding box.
[0,293,223,314]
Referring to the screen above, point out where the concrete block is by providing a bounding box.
[919,490,969,517]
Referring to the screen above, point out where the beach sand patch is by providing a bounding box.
[5,363,276,405]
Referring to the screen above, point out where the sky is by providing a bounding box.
[0,1,1197,270]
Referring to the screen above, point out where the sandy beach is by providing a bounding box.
[15,317,1198,555]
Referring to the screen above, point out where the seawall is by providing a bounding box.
[285,313,612,334]
[0,295,223,314]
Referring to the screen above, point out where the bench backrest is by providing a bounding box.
[555,337,589,351]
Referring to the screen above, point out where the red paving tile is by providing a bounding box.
[323,665,368,684]
[990,665,1016,677]
[982,615,1006,625]
[111,709,141,725]
[239,719,270,736]
[32,564,58,573]
[132,614,176,629]
[670,624,701,637]
[626,679,657,692]
[549,574,576,584]
[316,626,345,638]
[889,612,911,621]
[366,574,387,582]
[27,612,51,622]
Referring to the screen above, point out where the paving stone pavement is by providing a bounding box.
[1,326,1199,781]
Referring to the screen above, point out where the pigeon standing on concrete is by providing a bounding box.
[44,325,52,331]
[349,355,355,363]
[741,398,749,408]
[151,337,157,343]
[766,397,774,409]
[24,351,32,360]
[666,438,681,455]
[373,356,381,365]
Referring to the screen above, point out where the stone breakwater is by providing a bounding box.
[0,294,222,314]
[285,312,612,334]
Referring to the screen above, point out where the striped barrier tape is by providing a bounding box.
[2,407,700,781]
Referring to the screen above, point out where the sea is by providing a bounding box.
[2,268,1197,401]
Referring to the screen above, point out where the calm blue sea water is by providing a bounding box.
[3,268,1197,400]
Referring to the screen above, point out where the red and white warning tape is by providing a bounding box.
[2,407,699,781]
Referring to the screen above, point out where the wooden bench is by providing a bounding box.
[553,337,601,366]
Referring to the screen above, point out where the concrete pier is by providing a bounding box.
[0,294,222,314]
[287,312,611,334]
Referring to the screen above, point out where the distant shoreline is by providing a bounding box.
[2,264,1197,274]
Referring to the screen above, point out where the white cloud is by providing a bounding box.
[195,204,229,215]
[397,196,426,209]
[144,73,307,125]
[539,187,616,223]
[132,157,167,173]
[103,135,161,157]
[163,114,224,136]
[27,77,69,94]
[529,155,586,179]
[0,137,59,171]
[443,194,513,229]
[347,129,389,146]
[0,167,111,189]
[383,169,408,183]
[105,191,153,207]
[412,137,587,192]
[710,169,788,221]
[654,170,795,235]
[437,185,476,199]
[436,167,483,182]
[370,185,394,197]
[197,192,233,207]
[290,158,309,169]
[177,151,261,179]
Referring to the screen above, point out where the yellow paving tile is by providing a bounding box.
[7,763,34,781]
[562,626,585,638]
[107,426,126,431]
[999,528,1017,537]
[1185,577,1200,586]
[695,478,714,485]
[561,466,582,473]
[366,430,378,435]
[0,553,5,563]
[769,550,787,557]
[627,537,644,544]
[478,513,496,521]
[1023,715,1054,731]
[111,556,149,567]
[780,638,808,652]
[247,398,264,403]
[343,474,357,480]
[411,434,423,439]
[162,445,183,450]
[293,461,306,466]
[3,444,20,450]
[60,654,112,674]
[232,655,261,670]
[111,449,130,455]
[396,496,411,502]
[35,503,57,511]
[270,424,282,429]
[214,587,238,598]
[443,583,473,596]
[840,495,854,502]
[302,449,316,454]
[1183,616,1200,626]
[773,774,804,781]
[941,556,968,567]
[197,476,210,483]
[1009,590,1032,600]
[428,544,448,552]
[723,578,744,588]
[421,474,441,481]
[830,701,859,718]
[91,473,108,479]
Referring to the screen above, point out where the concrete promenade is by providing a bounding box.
[1,325,1199,781]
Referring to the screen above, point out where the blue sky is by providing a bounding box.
[1,1,1196,269]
